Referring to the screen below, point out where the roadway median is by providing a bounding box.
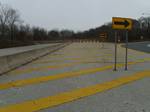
[0,42,70,75]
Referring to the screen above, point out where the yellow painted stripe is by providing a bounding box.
[128,48,148,54]
[33,59,65,63]
[34,56,113,64]
[0,70,149,112]
[143,58,150,61]
[33,59,101,64]
[0,58,148,90]
[128,55,135,58]
[0,63,126,90]
[11,54,124,75]
[136,58,150,63]
[11,63,79,75]
[34,57,150,65]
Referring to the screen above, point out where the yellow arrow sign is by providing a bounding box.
[112,17,132,30]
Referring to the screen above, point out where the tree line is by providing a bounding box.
[75,18,150,42]
[0,3,74,44]
[0,2,150,47]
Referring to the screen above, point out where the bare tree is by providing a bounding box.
[0,3,10,39]
[0,3,21,40]
[7,8,21,41]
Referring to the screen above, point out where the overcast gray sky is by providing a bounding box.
[0,0,150,31]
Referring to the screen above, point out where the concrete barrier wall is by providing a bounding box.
[0,43,69,75]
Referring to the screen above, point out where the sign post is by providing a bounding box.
[112,17,132,71]
[125,30,128,70]
[100,32,107,48]
[114,31,117,71]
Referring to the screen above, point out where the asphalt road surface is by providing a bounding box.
[0,41,149,112]
[127,41,150,53]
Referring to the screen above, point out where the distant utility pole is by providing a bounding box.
[142,13,150,30]
[142,13,150,16]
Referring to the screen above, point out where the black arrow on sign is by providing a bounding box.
[114,20,130,27]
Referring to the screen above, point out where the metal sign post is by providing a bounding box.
[125,30,128,70]
[112,17,132,71]
[114,31,117,71]
[100,33,107,48]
